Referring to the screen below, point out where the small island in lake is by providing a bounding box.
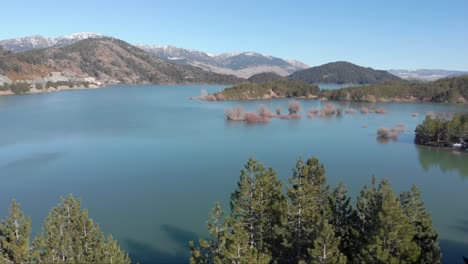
[214,80,320,100]
[415,113,468,149]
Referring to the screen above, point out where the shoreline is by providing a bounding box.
[0,84,103,96]
[0,82,235,97]
[202,95,468,104]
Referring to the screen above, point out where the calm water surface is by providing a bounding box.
[0,85,467,263]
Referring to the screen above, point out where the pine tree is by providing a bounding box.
[284,157,330,263]
[0,200,31,264]
[230,156,285,255]
[101,235,131,264]
[354,175,381,259]
[400,185,442,264]
[308,220,346,264]
[223,218,270,264]
[328,182,357,259]
[359,180,420,263]
[190,202,229,264]
[32,194,130,263]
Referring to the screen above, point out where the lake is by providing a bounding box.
[0,85,467,263]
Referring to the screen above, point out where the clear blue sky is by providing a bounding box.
[2,0,467,70]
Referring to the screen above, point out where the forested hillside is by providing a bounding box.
[289,61,402,84]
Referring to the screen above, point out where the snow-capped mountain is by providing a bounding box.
[136,44,309,78]
[387,69,468,81]
[0,33,104,52]
[1,33,309,78]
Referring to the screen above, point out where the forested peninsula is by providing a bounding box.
[209,75,468,103]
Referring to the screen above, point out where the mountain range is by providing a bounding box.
[0,33,104,53]
[1,32,466,93]
[0,38,242,86]
[0,33,309,79]
[133,45,309,78]
[387,69,468,81]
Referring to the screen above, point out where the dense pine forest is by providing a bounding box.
[415,113,468,147]
[320,75,468,103]
[190,156,442,264]
[0,195,130,264]
[211,75,468,103]
[288,61,402,84]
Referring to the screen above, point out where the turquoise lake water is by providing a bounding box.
[0,85,467,263]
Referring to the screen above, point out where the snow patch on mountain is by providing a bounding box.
[0,33,105,52]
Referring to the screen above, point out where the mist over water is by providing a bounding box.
[0,85,466,263]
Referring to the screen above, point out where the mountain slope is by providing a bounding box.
[136,45,309,78]
[0,38,244,85]
[0,33,105,52]
[289,61,402,84]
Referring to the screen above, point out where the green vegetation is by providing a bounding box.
[415,113,468,147]
[0,195,130,263]
[0,82,31,94]
[247,72,286,83]
[214,75,467,103]
[216,80,319,100]
[289,61,402,84]
[44,80,91,89]
[0,81,92,94]
[190,156,441,263]
[320,75,468,103]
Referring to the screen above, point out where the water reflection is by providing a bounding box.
[416,146,468,178]
[1,152,64,171]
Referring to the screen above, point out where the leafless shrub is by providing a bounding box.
[320,104,336,116]
[245,112,260,123]
[375,108,387,114]
[336,107,343,117]
[307,108,319,118]
[225,106,245,121]
[276,106,282,115]
[258,104,275,118]
[377,127,392,138]
[288,99,302,115]
[290,113,301,119]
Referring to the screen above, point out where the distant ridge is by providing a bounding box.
[289,61,402,84]
[248,72,286,83]
[136,45,309,78]
[0,33,105,52]
[387,69,468,81]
